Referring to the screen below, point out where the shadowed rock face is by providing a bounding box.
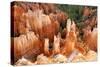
[11,2,67,41]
